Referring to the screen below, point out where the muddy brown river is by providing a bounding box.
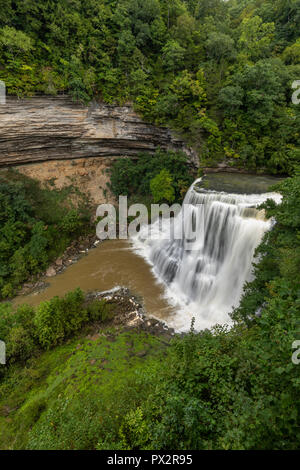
[14,239,176,324]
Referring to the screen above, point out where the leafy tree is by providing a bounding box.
[238,16,275,61]
[205,32,236,63]
[0,26,33,58]
[218,85,244,113]
[282,38,300,64]
[222,59,288,125]
[150,169,175,203]
[162,39,185,72]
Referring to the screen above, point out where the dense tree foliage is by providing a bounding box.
[150,168,175,203]
[0,0,299,173]
[0,171,91,299]
[109,150,194,204]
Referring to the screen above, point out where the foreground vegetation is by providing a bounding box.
[0,173,299,450]
[0,170,92,300]
[0,308,167,449]
[0,0,299,173]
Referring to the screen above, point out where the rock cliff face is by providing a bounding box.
[0,96,197,166]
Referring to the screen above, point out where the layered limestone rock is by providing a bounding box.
[0,96,197,166]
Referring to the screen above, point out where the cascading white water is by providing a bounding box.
[131,178,282,332]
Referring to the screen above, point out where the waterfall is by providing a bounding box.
[131,178,282,332]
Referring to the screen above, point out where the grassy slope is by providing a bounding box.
[0,327,167,450]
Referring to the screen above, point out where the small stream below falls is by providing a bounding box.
[15,173,283,332]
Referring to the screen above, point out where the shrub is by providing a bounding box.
[34,288,87,349]
[33,300,65,349]
[6,325,36,363]
[86,299,114,322]
[0,302,14,341]
[59,209,83,234]
[150,169,175,203]
[0,303,37,365]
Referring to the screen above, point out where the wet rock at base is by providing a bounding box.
[46,267,56,277]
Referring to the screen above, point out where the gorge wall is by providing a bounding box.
[0,96,197,203]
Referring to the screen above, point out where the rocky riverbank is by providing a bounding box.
[86,287,175,340]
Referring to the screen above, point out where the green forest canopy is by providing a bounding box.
[0,0,299,174]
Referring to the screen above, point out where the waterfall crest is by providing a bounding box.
[132,178,282,332]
